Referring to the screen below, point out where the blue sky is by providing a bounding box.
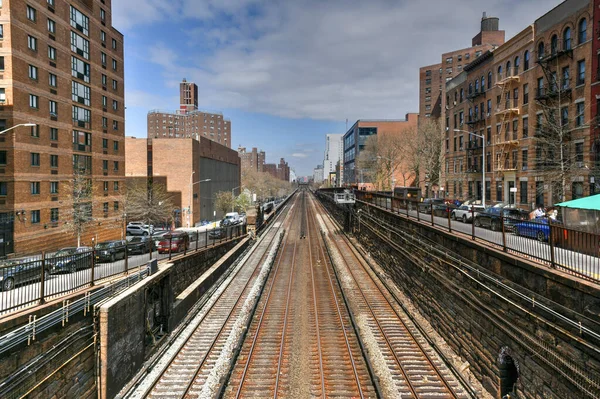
[115,0,562,176]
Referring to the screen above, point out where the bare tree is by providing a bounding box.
[409,119,443,195]
[61,169,94,247]
[241,168,293,201]
[235,191,253,213]
[123,179,175,227]
[215,191,234,215]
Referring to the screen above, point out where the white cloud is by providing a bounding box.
[119,0,563,122]
[292,153,309,158]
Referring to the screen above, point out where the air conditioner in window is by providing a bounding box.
[576,161,584,168]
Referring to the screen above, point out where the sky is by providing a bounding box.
[115,0,563,177]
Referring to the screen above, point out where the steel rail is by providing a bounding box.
[144,195,297,399]
[315,195,461,399]
[306,198,366,398]
[233,202,300,398]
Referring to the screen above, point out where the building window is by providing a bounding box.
[71,56,90,83]
[113,141,119,151]
[0,150,6,165]
[576,102,585,126]
[103,181,108,191]
[575,142,584,163]
[29,94,38,109]
[460,88,464,102]
[0,182,7,196]
[49,100,57,116]
[70,6,89,35]
[73,130,91,151]
[114,201,119,211]
[112,79,117,91]
[523,83,529,105]
[524,50,530,70]
[522,149,528,170]
[102,138,108,149]
[112,100,118,110]
[100,30,106,43]
[112,59,117,71]
[114,181,119,191]
[0,25,3,39]
[50,127,58,141]
[28,35,37,51]
[101,52,106,66]
[49,73,57,87]
[520,181,528,204]
[102,95,107,108]
[70,31,90,60]
[50,208,59,223]
[100,8,106,22]
[27,6,37,22]
[572,182,584,199]
[112,38,117,50]
[28,64,38,80]
[47,18,55,34]
[102,117,108,128]
[561,107,569,128]
[497,65,502,80]
[579,18,587,44]
[31,182,40,195]
[101,74,107,86]
[0,57,4,71]
[563,27,572,50]
[102,160,108,170]
[113,161,119,171]
[48,46,56,60]
[577,60,585,85]
[113,120,118,130]
[538,42,545,59]
[496,183,502,202]
[31,210,40,224]
[50,154,58,168]
[551,35,558,55]
[514,56,520,74]
[72,105,91,127]
[50,181,58,194]
[523,117,528,138]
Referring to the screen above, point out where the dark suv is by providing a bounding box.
[474,207,529,231]
[95,240,127,263]
[418,198,445,214]
[0,258,47,291]
[48,247,93,274]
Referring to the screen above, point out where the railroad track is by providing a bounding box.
[312,193,472,399]
[122,193,299,399]
[224,189,377,398]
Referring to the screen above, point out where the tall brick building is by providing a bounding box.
[0,0,125,255]
[238,146,265,173]
[147,79,231,148]
[442,0,595,207]
[419,13,506,123]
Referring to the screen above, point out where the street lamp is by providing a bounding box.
[454,129,486,208]
[188,171,211,227]
[0,123,36,135]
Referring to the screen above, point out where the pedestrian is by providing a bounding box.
[533,205,545,219]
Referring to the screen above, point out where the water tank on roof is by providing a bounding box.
[481,12,499,32]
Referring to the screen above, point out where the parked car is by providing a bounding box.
[126,224,151,236]
[452,204,486,223]
[95,240,127,263]
[152,231,170,249]
[209,228,226,240]
[432,203,459,218]
[48,247,93,274]
[157,232,189,254]
[513,218,550,242]
[418,198,445,214]
[474,207,529,231]
[0,258,47,291]
[127,236,154,255]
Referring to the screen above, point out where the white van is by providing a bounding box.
[223,212,241,225]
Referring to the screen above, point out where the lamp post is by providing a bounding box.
[188,173,211,227]
[0,123,36,135]
[455,129,486,208]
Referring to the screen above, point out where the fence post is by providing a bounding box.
[39,251,46,305]
[90,248,96,287]
[184,235,187,256]
[206,228,208,248]
[501,216,507,252]
[168,235,172,260]
[430,206,434,226]
[471,206,475,240]
[196,232,199,251]
[447,207,452,233]
[548,222,556,268]
[124,241,129,274]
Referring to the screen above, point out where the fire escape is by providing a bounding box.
[494,66,520,174]
[466,84,486,198]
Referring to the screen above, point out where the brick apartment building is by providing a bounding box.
[419,13,506,123]
[0,0,125,256]
[443,0,596,208]
[263,157,290,182]
[342,114,418,186]
[125,137,240,226]
[147,79,231,148]
[238,146,265,173]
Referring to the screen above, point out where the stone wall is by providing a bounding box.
[318,193,600,399]
[99,238,249,399]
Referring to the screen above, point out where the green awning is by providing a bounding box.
[555,194,600,210]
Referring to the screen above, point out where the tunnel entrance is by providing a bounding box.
[498,347,520,398]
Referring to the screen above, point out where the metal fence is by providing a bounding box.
[0,224,247,315]
[351,190,599,284]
